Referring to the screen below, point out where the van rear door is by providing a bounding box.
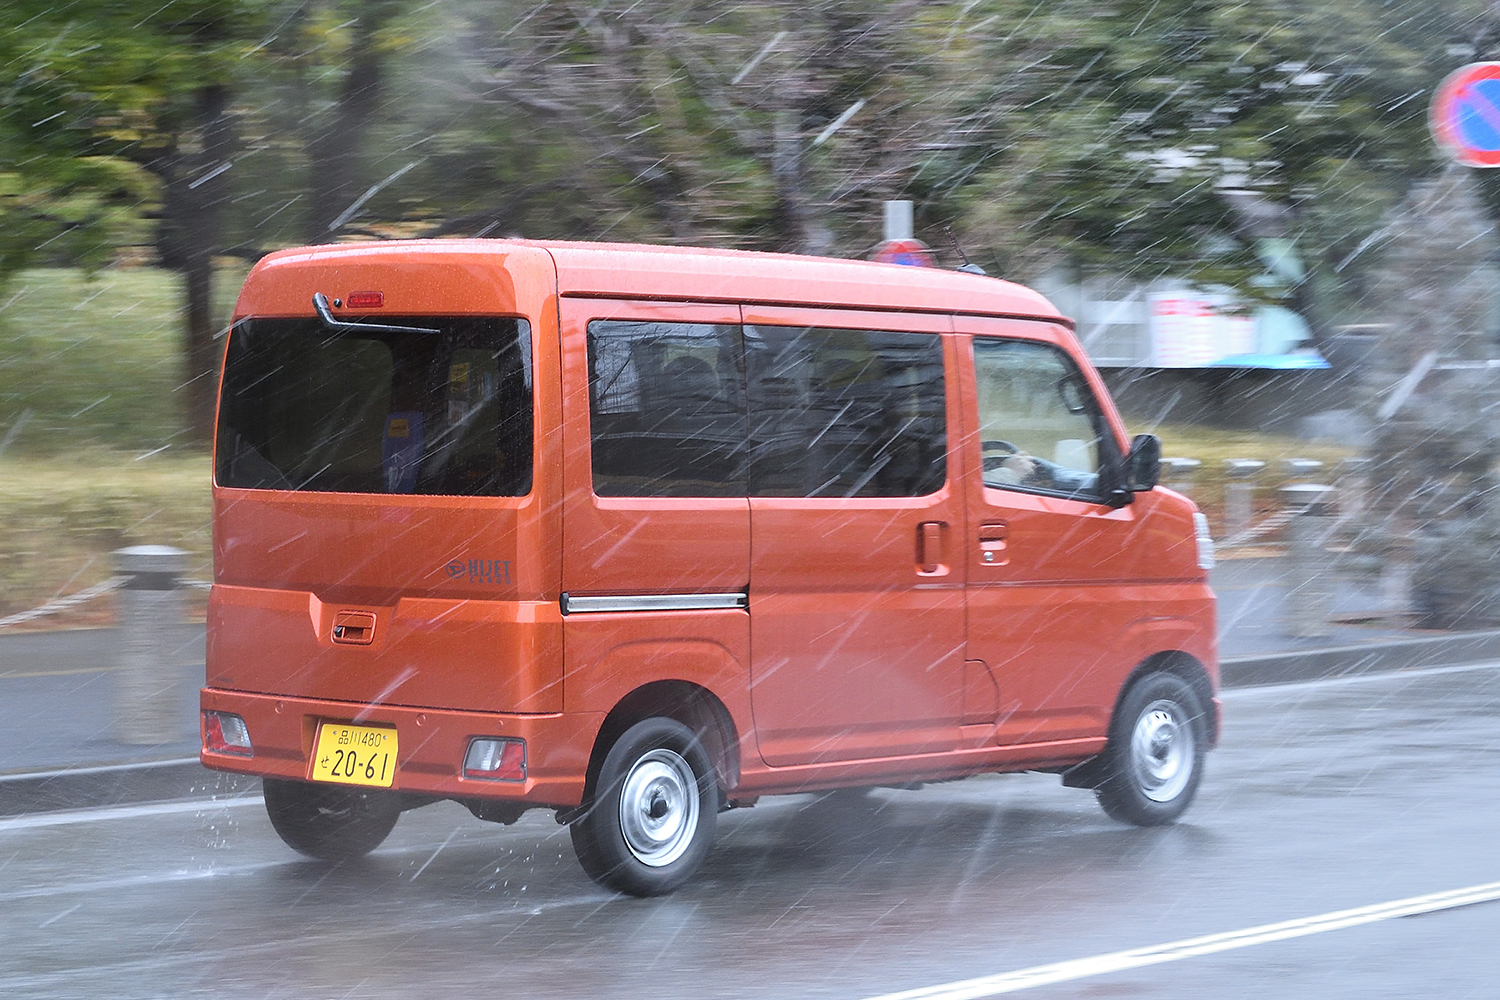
[210,249,562,716]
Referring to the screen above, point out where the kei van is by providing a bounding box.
[201,239,1219,896]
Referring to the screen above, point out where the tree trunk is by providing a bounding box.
[306,10,385,241]
[157,84,236,445]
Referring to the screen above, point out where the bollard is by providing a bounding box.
[1222,459,1265,543]
[113,545,187,745]
[1380,534,1414,619]
[1339,456,1372,521]
[1281,484,1336,638]
[1282,458,1325,482]
[1161,457,1201,497]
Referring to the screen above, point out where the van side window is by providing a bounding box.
[216,317,533,496]
[746,326,945,498]
[973,338,1103,500]
[587,320,747,497]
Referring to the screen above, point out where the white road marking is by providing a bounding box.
[0,860,288,902]
[858,880,1500,1000]
[0,795,264,833]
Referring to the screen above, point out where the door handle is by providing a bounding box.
[918,521,945,574]
[978,522,1008,565]
[332,611,377,645]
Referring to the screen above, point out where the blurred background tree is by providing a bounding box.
[3,0,1496,446]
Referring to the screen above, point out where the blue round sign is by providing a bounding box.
[1432,62,1500,167]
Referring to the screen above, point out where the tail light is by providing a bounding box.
[463,737,526,781]
[203,711,254,756]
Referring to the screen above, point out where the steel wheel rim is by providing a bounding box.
[618,748,700,867]
[1130,699,1194,802]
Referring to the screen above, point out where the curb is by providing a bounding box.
[1220,629,1500,688]
[6,631,1500,818]
[0,758,258,818]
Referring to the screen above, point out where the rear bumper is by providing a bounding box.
[199,688,601,807]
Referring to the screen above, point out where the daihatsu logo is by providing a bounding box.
[445,559,513,585]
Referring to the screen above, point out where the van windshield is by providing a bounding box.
[216,316,533,496]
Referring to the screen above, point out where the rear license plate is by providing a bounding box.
[311,722,398,787]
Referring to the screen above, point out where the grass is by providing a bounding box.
[0,265,244,625]
[0,452,211,624]
[0,267,238,455]
[1135,421,1356,537]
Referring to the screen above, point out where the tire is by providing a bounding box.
[263,777,402,861]
[569,717,719,897]
[1095,672,1206,827]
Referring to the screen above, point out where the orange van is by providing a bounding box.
[201,239,1218,895]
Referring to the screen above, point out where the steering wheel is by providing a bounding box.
[981,438,1021,472]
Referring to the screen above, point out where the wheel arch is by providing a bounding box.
[1116,650,1217,746]
[581,680,741,805]
[1063,649,1217,789]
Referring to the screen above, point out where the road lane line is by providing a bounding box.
[0,666,111,679]
[858,880,1500,1000]
[0,860,288,902]
[0,795,264,832]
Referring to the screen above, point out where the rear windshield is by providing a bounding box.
[216,316,532,496]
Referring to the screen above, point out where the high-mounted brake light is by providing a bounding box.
[463,737,526,781]
[345,291,384,308]
[203,711,254,756]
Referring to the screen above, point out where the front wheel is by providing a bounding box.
[1095,673,1206,826]
[263,777,402,861]
[569,717,719,896]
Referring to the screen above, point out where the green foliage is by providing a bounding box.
[948,0,1485,291]
[0,1,273,274]
[3,0,1499,335]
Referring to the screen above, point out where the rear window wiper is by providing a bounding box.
[312,293,441,335]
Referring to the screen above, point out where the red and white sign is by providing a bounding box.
[1431,62,1500,168]
[871,239,936,267]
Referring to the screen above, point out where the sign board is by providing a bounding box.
[871,239,936,267]
[1432,62,1500,167]
[1148,292,1257,367]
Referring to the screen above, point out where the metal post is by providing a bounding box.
[883,200,914,242]
[1162,457,1201,498]
[1223,459,1265,543]
[113,545,187,745]
[1281,484,1336,638]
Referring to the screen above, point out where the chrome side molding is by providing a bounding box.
[560,592,748,615]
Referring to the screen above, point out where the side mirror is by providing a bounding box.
[1126,433,1161,491]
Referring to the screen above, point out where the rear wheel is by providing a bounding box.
[263,778,402,861]
[569,717,719,897]
[1095,673,1205,826]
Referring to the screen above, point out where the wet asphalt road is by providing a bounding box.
[4,662,1500,1000]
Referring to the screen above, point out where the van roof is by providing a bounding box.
[252,239,1068,325]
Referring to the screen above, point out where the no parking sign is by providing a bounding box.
[1432,62,1500,167]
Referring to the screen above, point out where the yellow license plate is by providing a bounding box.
[311,722,398,787]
